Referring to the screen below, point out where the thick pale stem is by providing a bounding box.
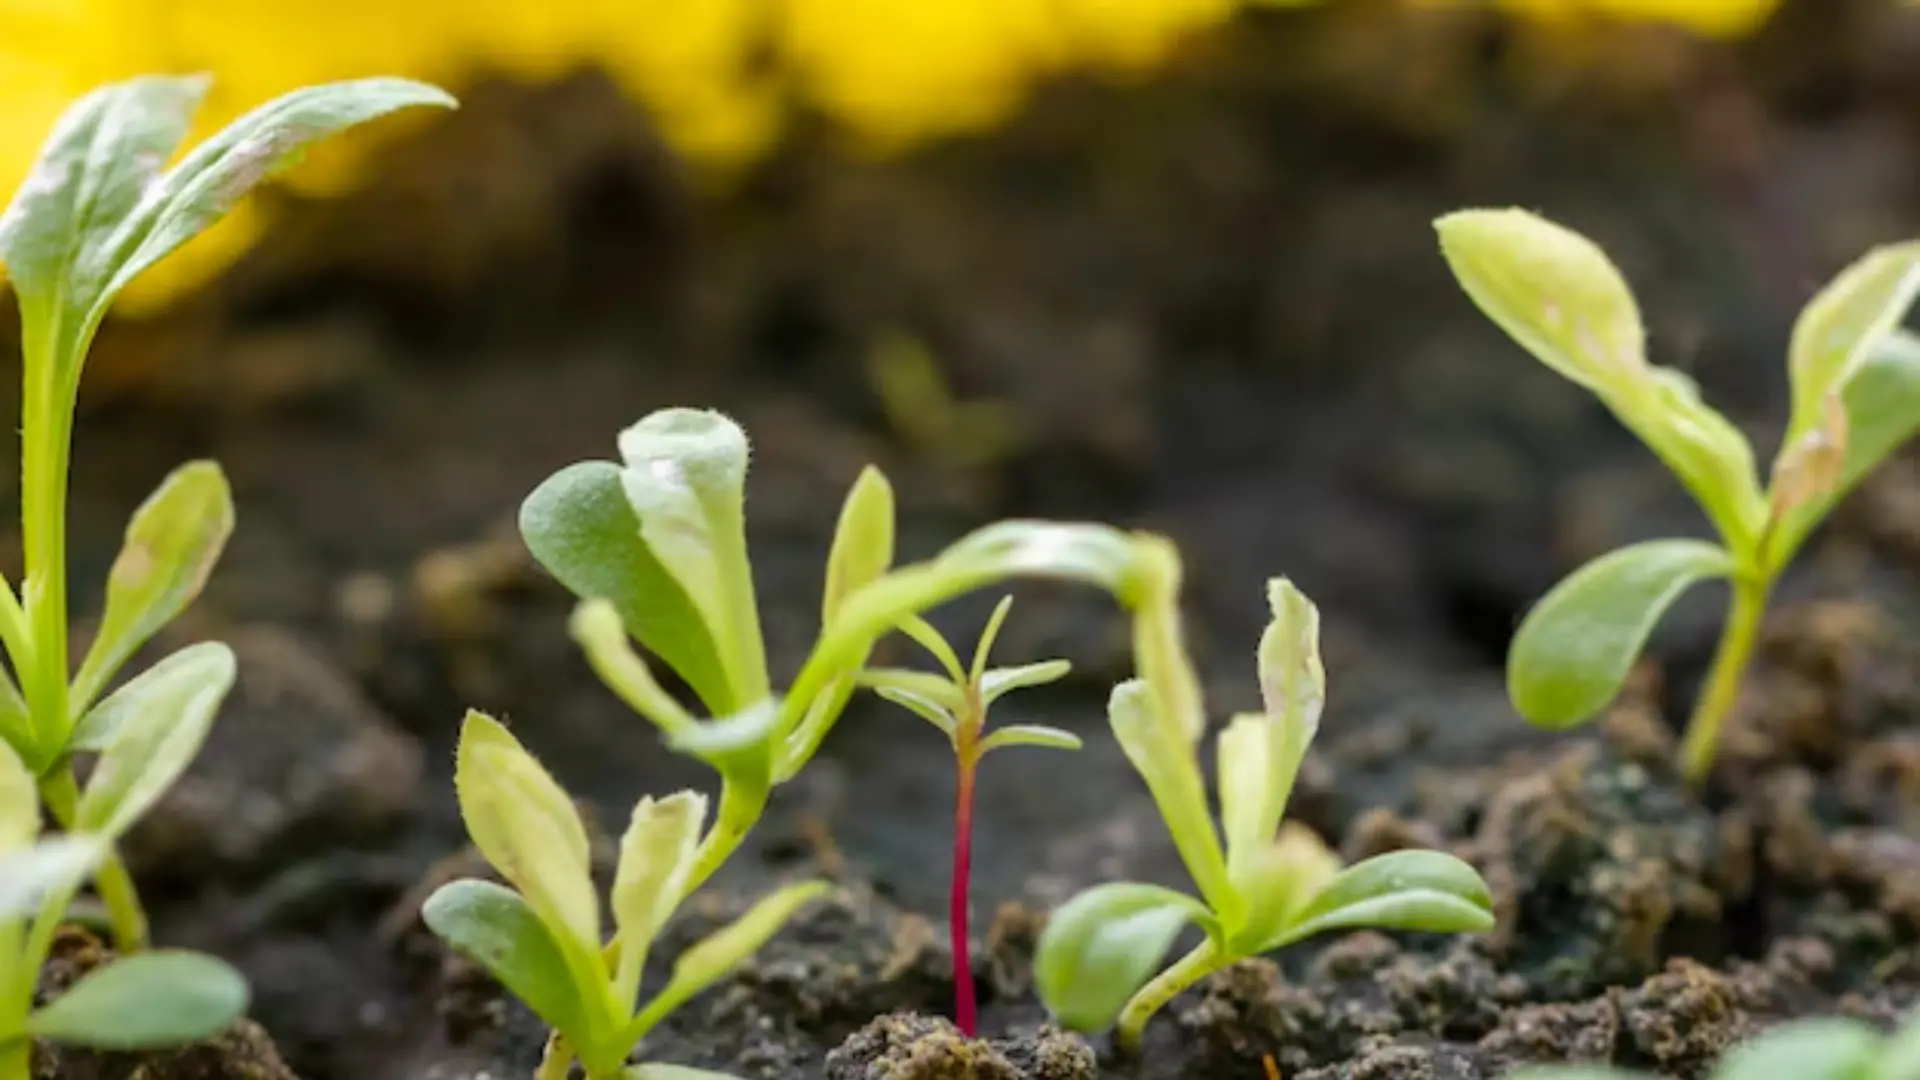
[951,752,978,1037]
[40,768,148,951]
[1116,940,1223,1053]
[1680,577,1770,788]
[19,312,71,758]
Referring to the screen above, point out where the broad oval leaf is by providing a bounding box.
[1508,540,1733,729]
[823,467,894,622]
[26,950,246,1049]
[617,409,766,705]
[627,881,830,1040]
[977,724,1081,754]
[72,461,234,712]
[1434,208,1648,396]
[1033,881,1211,1034]
[611,791,706,1007]
[87,78,456,318]
[0,75,207,313]
[1715,1018,1883,1080]
[1788,242,1920,447]
[454,711,600,957]
[421,878,588,1040]
[1269,850,1494,950]
[74,641,235,839]
[0,836,104,918]
[522,461,733,714]
[979,660,1072,706]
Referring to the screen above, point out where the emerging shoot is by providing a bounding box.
[522,408,1180,905]
[0,75,453,949]
[863,596,1078,1036]
[423,711,829,1080]
[1033,576,1495,1051]
[0,739,247,1080]
[1437,208,1920,785]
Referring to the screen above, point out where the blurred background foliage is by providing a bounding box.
[1,0,1781,313]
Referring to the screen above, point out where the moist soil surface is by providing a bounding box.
[7,1,1920,1077]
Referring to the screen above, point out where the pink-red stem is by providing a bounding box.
[951,752,978,1036]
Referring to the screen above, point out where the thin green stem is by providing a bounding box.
[1116,940,1223,1054]
[535,1031,577,1080]
[39,768,147,951]
[1680,576,1771,788]
[19,310,72,760]
[682,780,769,899]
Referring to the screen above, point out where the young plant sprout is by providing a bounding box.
[0,74,455,949]
[1034,577,1495,1051]
[0,738,247,1080]
[1505,1008,1920,1080]
[521,408,1182,905]
[422,711,828,1080]
[862,596,1078,1036]
[1436,209,1920,785]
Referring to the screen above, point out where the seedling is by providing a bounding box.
[1436,209,1920,784]
[523,408,1180,903]
[1034,576,1495,1051]
[1505,1008,1920,1080]
[0,74,455,949]
[422,711,828,1080]
[0,738,247,1080]
[862,596,1078,1035]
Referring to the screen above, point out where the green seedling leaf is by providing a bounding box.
[1033,881,1211,1034]
[422,878,589,1040]
[1108,680,1232,916]
[26,950,246,1049]
[611,791,705,1007]
[1227,823,1341,954]
[0,836,104,917]
[0,675,30,755]
[664,700,780,778]
[970,595,1016,683]
[522,461,733,714]
[1878,1013,1920,1080]
[74,641,235,838]
[453,711,600,958]
[0,738,38,851]
[627,881,829,1040]
[1787,242,1920,447]
[71,462,233,713]
[823,467,894,622]
[86,79,454,319]
[617,409,767,705]
[0,75,207,316]
[569,599,698,740]
[979,659,1072,706]
[936,521,1144,601]
[978,724,1081,754]
[1715,1018,1883,1080]
[1269,850,1494,950]
[872,686,958,739]
[1223,578,1324,882]
[1508,539,1733,729]
[859,668,967,712]
[1769,330,1920,569]
[898,616,965,681]
[1433,208,1648,397]
[1637,368,1767,550]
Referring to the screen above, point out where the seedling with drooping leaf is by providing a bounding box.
[423,711,828,1080]
[1034,575,1495,1051]
[0,738,247,1080]
[1505,1008,1920,1080]
[1436,208,1920,785]
[862,595,1078,1036]
[523,407,1177,904]
[0,74,456,950]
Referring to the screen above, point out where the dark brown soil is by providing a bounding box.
[9,0,1920,1077]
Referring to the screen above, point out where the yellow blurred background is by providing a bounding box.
[0,0,1780,313]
